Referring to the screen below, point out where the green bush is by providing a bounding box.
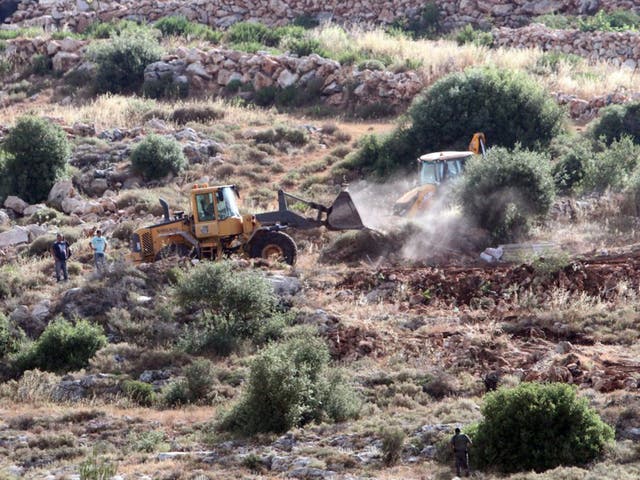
[220,334,359,434]
[184,358,215,401]
[354,68,563,175]
[281,36,326,57]
[381,427,405,466]
[0,313,24,359]
[122,380,155,406]
[89,29,163,94]
[579,9,640,32]
[580,136,640,193]
[550,135,591,193]
[3,116,71,203]
[591,101,640,146]
[532,13,576,29]
[175,261,276,328]
[31,54,53,75]
[175,262,280,355]
[455,24,493,47]
[15,318,107,374]
[226,21,279,46]
[154,15,222,42]
[84,19,144,39]
[130,134,187,180]
[162,380,190,407]
[471,383,614,473]
[459,147,555,242]
[409,68,564,153]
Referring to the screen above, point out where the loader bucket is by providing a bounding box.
[326,191,365,231]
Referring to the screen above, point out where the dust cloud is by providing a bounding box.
[348,178,481,263]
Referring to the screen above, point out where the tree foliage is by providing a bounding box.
[130,134,187,180]
[3,116,70,203]
[591,101,640,146]
[89,29,163,94]
[220,334,360,434]
[472,383,614,473]
[459,147,555,242]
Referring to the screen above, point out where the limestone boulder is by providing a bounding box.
[0,226,29,248]
[48,180,76,210]
[4,196,29,215]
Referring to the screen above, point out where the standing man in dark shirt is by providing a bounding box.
[451,427,472,477]
[51,233,71,282]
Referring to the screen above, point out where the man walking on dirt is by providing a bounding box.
[90,229,108,273]
[51,233,71,282]
[451,427,472,477]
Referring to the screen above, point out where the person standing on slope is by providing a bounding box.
[90,229,108,273]
[51,233,71,282]
[451,427,472,477]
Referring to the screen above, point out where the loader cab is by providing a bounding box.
[418,151,474,186]
[191,184,243,239]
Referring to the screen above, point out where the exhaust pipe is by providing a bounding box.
[159,198,170,222]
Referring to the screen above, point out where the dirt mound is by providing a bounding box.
[320,222,488,266]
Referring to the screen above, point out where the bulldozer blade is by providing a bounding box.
[326,191,365,231]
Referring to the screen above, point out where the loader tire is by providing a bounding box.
[249,231,297,265]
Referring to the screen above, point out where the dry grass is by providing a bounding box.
[312,25,637,98]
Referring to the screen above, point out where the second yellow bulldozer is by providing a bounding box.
[130,184,364,266]
[393,133,486,218]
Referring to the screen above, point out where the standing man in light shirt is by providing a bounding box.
[90,229,108,273]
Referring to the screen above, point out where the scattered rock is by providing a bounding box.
[4,196,29,215]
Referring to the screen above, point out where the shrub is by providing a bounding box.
[254,127,309,146]
[580,136,640,193]
[184,358,215,401]
[281,36,326,57]
[459,147,555,242]
[226,21,279,46]
[591,101,640,146]
[89,29,163,94]
[381,427,405,466]
[409,68,564,154]
[154,15,222,42]
[79,453,118,480]
[357,59,386,71]
[550,136,591,193]
[2,116,70,203]
[0,313,24,359]
[455,24,493,46]
[162,380,190,407]
[122,380,155,406]
[31,54,53,75]
[220,334,359,434]
[130,134,187,180]
[170,105,224,125]
[14,318,107,374]
[354,68,564,175]
[84,19,143,39]
[471,383,614,473]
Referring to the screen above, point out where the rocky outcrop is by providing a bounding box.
[5,0,640,31]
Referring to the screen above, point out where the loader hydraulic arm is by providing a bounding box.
[254,189,364,231]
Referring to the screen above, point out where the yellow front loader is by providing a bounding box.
[393,133,486,218]
[130,184,364,266]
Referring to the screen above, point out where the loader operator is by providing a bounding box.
[451,427,472,477]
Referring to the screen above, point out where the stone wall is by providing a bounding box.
[493,24,640,68]
[5,0,640,32]
[4,35,636,122]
